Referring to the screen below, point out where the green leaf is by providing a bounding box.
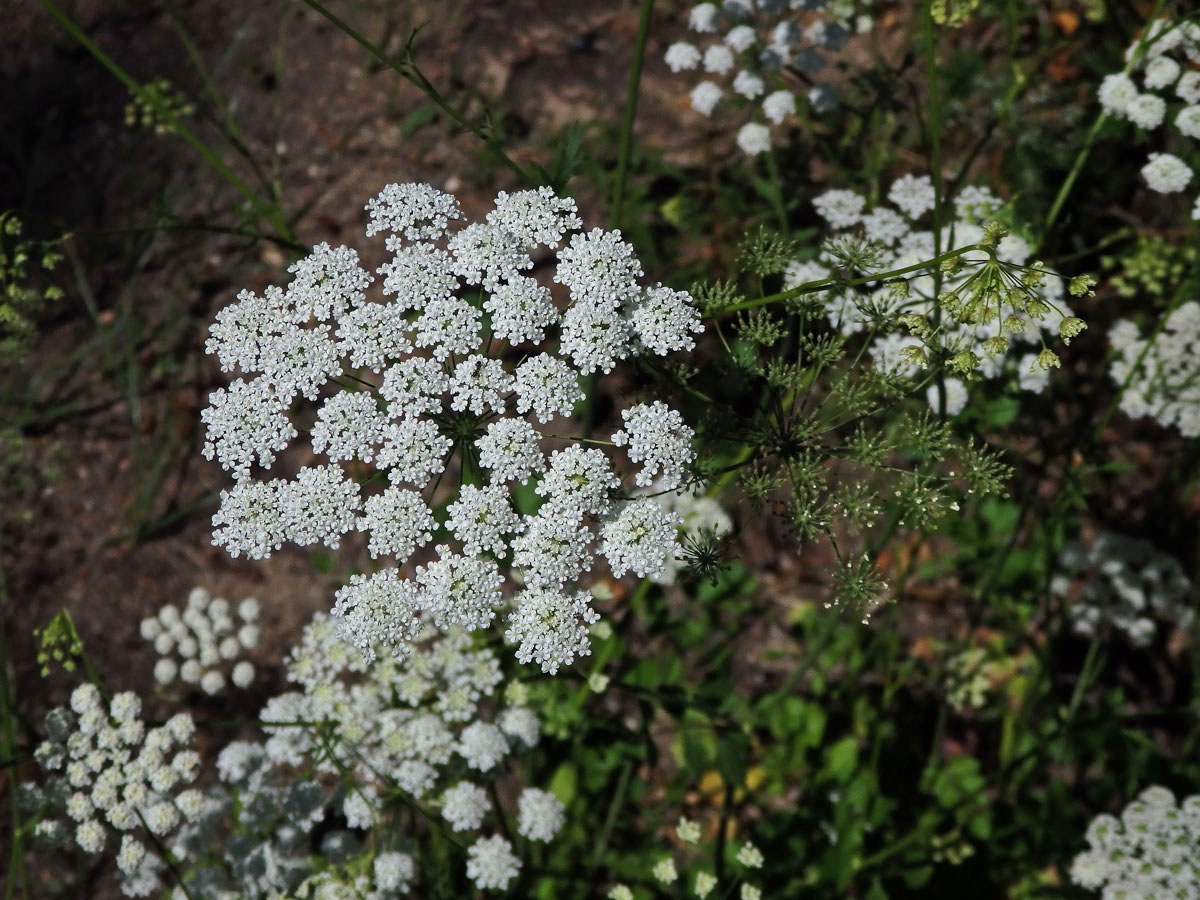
[823,736,859,783]
[400,104,439,137]
[549,762,578,806]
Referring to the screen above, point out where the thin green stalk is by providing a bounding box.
[164,6,276,201]
[2,626,29,900]
[1041,0,1167,243]
[715,243,992,315]
[36,0,296,245]
[610,0,655,229]
[297,0,532,184]
[763,144,789,232]
[589,760,632,870]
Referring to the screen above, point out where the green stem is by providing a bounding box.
[297,0,532,184]
[35,0,296,245]
[1,619,28,900]
[1041,0,1167,244]
[763,143,789,232]
[715,244,992,315]
[610,0,655,229]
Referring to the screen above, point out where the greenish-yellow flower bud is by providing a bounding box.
[1059,316,1086,344]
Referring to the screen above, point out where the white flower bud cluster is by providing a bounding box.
[249,613,562,893]
[1070,785,1200,898]
[203,183,703,672]
[1097,19,1200,208]
[793,176,1073,414]
[32,685,200,898]
[1108,301,1200,437]
[665,1,874,155]
[1052,532,1193,647]
[139,587,259,694]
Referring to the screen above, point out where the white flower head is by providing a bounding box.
[1142,152,1193,193]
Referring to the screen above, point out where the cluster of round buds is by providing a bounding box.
[238,613,562,894]
[790,176,1077,414]
[664,0,873,155]
[202,182,703,673]
[1096,18,1200,212]
[32,684,201,897]
[1070,785,1200,898]
[139,587,260,694]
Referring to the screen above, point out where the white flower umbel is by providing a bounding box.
[1108,301,1200,437]
[793,175,1074,410]
[32,689,199,898]
[442,782,491,831]
[505,589,600,675]
[1097,21,1200,210]
[611,401,697,490]
[1142,152,1193,193]
[517,788,565,841]
[1053,531,1193,646]
[1070,785,1200,897]
[466,834,521,891]
[140,587,259,693]
[666,0,873,152]
[203,183,700,668]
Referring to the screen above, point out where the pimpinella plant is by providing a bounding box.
[786,177,1089,412]
[688,214,1027,618]
[201,183,705,672]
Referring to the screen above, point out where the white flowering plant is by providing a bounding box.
[13,1,1200,900]
[202,182,705,673]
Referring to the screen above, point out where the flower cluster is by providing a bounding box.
[664,0,873,155]
[30,685,201,897]
[1052,531,1193,647]
[787,177,1080,415]
[1096,18,1200,212]
[792,176,1076,414]
[1070,785,1200,898]
[611,825,766,900]
[139,587,259,694]
[202,183,703,671]
[242,613,561,893]
[1109,300,1200,437]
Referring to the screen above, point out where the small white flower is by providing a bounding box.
[689,2,719,32]
[1126,92,1166,129]
[466,835,521,891]
[762,89,796,124]
[736,121,772,156]
[442,782,491,831]
[732,70,765,100]
[505,589,599,675]
[1175,105,1200,139]
[813,189,866,229]
[1144,55,1181,89]
[1142,152,1193,193]
[665,41,703,72]
[1098,72,1138,117]
[517,788,565,841]
[690,81,723,116]
[652,857,678,884]
[499,707,540,747]
[736,842,764,868]
[611,401,696,490]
